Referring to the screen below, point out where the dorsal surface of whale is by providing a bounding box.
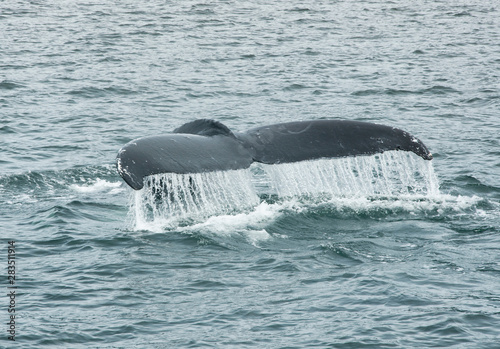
[117,119,432,190]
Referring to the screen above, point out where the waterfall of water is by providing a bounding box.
[131,151,440,228]
[262,151,440,199]
[133,169,260,228]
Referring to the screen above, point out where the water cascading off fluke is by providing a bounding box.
[130,151,440,229]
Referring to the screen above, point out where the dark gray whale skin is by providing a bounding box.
[116,119,432,190]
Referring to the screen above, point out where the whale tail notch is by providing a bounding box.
[116,119,432,190]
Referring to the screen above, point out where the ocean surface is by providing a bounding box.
[1,0,499,348]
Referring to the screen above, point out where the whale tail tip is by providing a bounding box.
[173,119,236,138]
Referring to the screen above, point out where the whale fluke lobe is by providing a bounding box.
[242,120,433,164]
[117,119,432,190]
[116,134,253,190]
[173,119,236,138]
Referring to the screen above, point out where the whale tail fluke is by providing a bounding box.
[117,119,432,190]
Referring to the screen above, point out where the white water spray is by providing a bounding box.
[133,169,260,230]
[262,151,440,199]
[131,151,440,230]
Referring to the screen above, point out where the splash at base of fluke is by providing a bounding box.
[132,169,260,230]
[129,151,440,230]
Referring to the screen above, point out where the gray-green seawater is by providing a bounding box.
[1,0,499,348]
